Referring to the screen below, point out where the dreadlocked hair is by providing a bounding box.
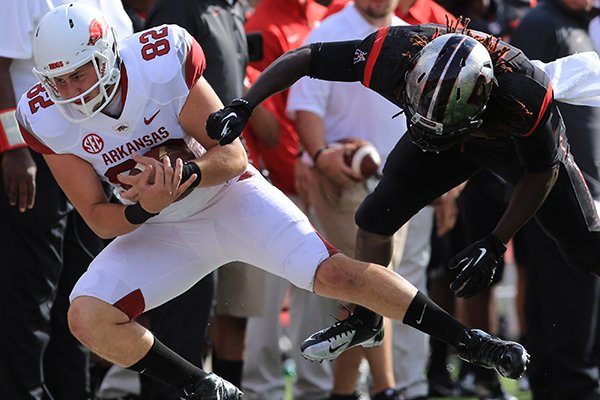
[404,15,518,73]
[469,32,533,130]
[442,18,515,77]
[446,15,470,34]
[454,18,533,128]
[482,93,533,135]
[397,16,532,125]
[474,34,517,75]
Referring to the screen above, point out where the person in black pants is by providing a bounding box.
[511,0,600,397]
[206,21,600,366]
[0,151,105,400]
[0,6,106,398]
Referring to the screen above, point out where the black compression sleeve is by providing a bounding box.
[308,41,364,82]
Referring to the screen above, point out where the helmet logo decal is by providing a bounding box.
[354,49,367,64]
[88,16,108,46]
[48,61,64,70]
[82,133,105,154]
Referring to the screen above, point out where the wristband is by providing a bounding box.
[124,202,159,225]
[181,161,201,188]
[0,108,27,153]
[312,146,328,165]
[230,98,254,119]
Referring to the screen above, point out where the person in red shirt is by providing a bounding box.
[395,0,458,24]
[242,66,281,168]
[244,0,326,195]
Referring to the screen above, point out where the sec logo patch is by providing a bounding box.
[82,133,104,154]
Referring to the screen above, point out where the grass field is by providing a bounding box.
[431,378,532,400]
[283,365,532,400]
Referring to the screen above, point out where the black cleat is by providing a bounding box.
[456,329,530,379]
[300,315,384,361]
[183,372,243,400]
[371,387,403,400]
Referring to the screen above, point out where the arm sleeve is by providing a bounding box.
[307,40,365,83]
[308,25,431,106]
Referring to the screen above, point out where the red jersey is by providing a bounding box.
[244,0,327,195]
[394,0,457,25]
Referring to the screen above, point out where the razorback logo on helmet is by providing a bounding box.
[88,16,108,46]
[82,133,105,154]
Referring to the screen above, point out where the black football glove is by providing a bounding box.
[449,233,506,298]
[206,98,254,145]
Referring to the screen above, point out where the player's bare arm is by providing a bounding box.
[207,41,364,145]
[243,46,313,109]
[180,76,247,186]
[43,152,146,239]
[294,110,360,187]
[0,56,37,212]
[119,77,247,203]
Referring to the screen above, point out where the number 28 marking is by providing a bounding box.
[139,26,170,61]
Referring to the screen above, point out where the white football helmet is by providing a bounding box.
[404,33,495,152]
[32,3,121,122]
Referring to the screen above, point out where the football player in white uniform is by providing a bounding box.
[18,4,528,400]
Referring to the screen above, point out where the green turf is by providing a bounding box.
[285,375,531,400]
[283,361,532,399]
[431,377,532,400]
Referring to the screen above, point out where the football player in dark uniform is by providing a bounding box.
[206,21,600,366]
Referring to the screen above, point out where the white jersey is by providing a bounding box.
[14,22,334,315]
[17,24,227,210]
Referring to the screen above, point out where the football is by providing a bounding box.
[128,140,197,201]
[336,138,381,179]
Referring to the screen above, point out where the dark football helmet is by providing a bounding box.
[403,33,495,152]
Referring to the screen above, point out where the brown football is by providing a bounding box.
[335,138,381,179]
[129,140,197,201]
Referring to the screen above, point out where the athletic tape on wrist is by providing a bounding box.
[0,108,27,153]
[124,202,159,225]
[181,161,201,188]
